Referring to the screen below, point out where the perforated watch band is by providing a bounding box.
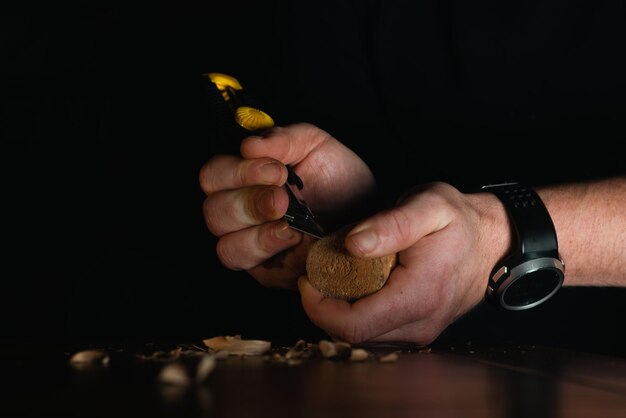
[481,183,559,257]
[481,182,564,310]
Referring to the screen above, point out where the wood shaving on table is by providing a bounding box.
[350,348,370,362]
[195,354,216,383]
[378,352,399,363]
[158,362,191,386]
[202,335,271,356]
[318,340,352,359]
[68,350,110,369]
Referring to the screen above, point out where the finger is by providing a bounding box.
[344,192,454,258]
[202,185,289,236]
[199,154,287,195]
[240,123,331,166]
[298,268,419,343]
[248,234,316,290]
[216,220,302,271]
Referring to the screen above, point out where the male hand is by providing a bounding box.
[199,123,376,289]
[298,182,512,346]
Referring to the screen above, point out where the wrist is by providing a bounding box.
[466,192,514,301]
[477,183,565,309]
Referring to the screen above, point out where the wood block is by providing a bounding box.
[306,225,397,301]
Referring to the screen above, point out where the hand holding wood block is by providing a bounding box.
[306,225,397,301]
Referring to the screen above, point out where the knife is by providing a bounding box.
[203,72,325,239]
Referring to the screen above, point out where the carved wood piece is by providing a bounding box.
[306,225,397,301]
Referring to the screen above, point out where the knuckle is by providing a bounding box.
[199,155,229,194]
[203,193,246,236]
[233,162,248,188]
[252,186,286,221]
[419,185,448,206]
[261,125,283,138]
[198,159,216,194]
[385,209,414,243]
[202,197,223,236]
[293,122,314,130]
[425,180,454,193]
[421,182,460,208]
[215,238,242,271]
[255,225,279,255]
[244,189,264,221]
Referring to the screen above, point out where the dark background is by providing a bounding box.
[2,2,625,354]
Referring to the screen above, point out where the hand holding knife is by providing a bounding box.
[203,72,325,239]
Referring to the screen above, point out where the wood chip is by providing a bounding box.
[350,348,370,362]
[378,352,399,363]
[202,335,271,356]
[158,363,191,386]
[285,339,306,359]
[318,340,352,359]
[68,350,110,368]
[318,340,337,358]
[195,354,216,383]
[334,342,352,359]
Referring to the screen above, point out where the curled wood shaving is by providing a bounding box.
[202,335,271,356]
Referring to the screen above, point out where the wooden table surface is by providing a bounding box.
[3,337,626,418]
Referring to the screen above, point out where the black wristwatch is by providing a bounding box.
[481,183,565,310]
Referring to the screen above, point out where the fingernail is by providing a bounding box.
[276,222,295,241]
[297,276,314,293]
[260,162,282,183]
[349,228,378,254]
[257,188,277,218]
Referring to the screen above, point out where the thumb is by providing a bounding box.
[240,123,331,166]
[344,194,454,258]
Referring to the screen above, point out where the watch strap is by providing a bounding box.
[481,183,558,256]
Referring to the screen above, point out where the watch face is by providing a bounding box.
[502,268,563,309]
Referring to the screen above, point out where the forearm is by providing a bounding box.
[538,176,626,286]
